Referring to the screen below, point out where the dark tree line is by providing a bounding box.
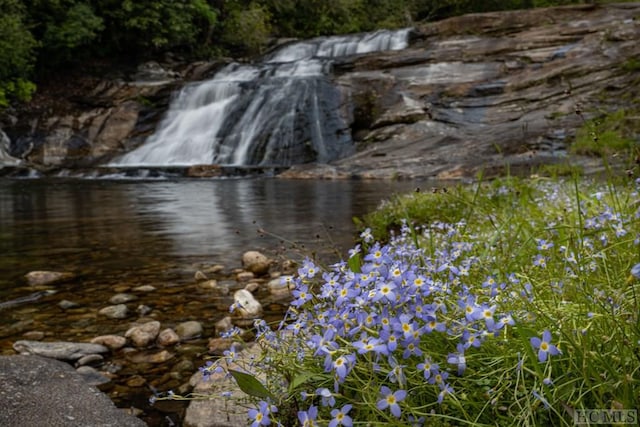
[0,0,608,107]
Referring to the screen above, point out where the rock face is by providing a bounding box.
[0,355,146,427]
[2,4,639,178]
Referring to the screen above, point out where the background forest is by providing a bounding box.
[0,0,627,107]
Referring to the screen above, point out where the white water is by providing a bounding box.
[110,28,411,167]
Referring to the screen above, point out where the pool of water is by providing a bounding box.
[0,177,420,424]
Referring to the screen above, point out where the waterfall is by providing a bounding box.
[110,28,410,167]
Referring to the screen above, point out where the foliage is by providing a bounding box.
[0,0,37,107]
[190,175,640,426]
[96,0,217,55]
[571,109,640,159]
[220,1,273,55]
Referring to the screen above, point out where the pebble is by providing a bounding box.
[236,271,254,282]
[214,316,234,335]
[127,350,174,364]
[194,271,208,281]
[196,279,218,290]
[99,304,129,319]
[24,270,75,286]
[109,293,138,304]
[132,285,156,292]
[58,299,80,309]
[76,365,111,386]
[125,321,161,348]
[76,354,105,367]
[244,282,260,293]
[157,328,180,347]
[241,251,271,276]
[91,335,127,351]
[175,321,203,341]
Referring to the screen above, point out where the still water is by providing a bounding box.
[1,178,419,295]
[0,177,420,423]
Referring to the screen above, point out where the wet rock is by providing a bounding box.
[132,285,156,292]
[125,321,161,348]
[99,304,129,319]
[233,289,263,319]
[197,279,218,290]
[91,335,127,351]
[175,321,203,341]
[157,328,180,347]
[267,276,294,295]
[244,282,260,293]
[76,365,111,386]
[126,375,147,388]
[194,270,208,281]
[236,271,255,282]
[22,331,45,341]
[76,353,104,367]
[24,271,75,286]
[126,349,174,364]
[214,317,234,335]
[13,340,109,361]
[137,304,152,315]
[207,338,235,355]
[58,299,80,309]
[109,293,138,304]
[241,251,271,276]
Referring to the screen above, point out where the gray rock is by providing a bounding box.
[175,321,203,341]
[58,299,80,309]
[109,293,138,304]
[13,340,109,361]
[76,365,111,386]
[99,304,129,319]
[0,355,145,426]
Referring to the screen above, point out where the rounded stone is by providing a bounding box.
[98,304,129,319]
[233,289,263,318]
[109,293,138,304]
[91,335,127,351]
[125,321,161,348]
[157,328,180,347]
[241,251,271,276]
[24,271,75,286]
[175,321,203,341]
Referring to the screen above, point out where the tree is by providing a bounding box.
[0,0,38,107]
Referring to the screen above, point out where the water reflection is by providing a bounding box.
[0,178,417,295]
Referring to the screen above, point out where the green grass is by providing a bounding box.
[571,109,640,159]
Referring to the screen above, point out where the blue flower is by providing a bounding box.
[447,344,467,375]
[248,401,273,427]
[376,386,406,417]
[329,404,353,427]
[298,405,319,427]
[530,330,561,362]
[631,263,640,279]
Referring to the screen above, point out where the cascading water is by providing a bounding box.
[110,29,410,167]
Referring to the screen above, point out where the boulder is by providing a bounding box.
[0,355,146,427]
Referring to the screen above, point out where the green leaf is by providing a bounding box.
[228,369,274,400]
[289,371,326,392]
[348,252,362,273]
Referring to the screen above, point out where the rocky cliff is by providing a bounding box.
[2,3,639,179]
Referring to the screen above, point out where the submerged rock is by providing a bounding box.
[24,271,75,286]
[241,251,271,276]
[125,321,161,348]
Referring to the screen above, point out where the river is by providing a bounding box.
[0,176,418,425]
